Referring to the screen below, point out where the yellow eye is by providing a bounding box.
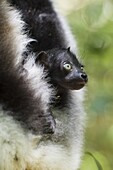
[63,63,72,71]
[81,65,84,71]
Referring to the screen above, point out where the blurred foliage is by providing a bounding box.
[67,0,113,169]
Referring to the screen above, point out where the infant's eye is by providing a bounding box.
[63,62,72,71]
[81,65,84,71]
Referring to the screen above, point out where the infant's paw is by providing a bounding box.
[42,111,56,134]
[27,110,56,135]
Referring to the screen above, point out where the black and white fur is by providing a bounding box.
[10,0,87,170]
[10,0,87,92]
[0,0,55,169]
[0,0,87,170]
[0,0,56,135]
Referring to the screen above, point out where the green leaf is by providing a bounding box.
[86,152,103,170]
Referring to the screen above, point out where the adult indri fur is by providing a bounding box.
[0,0,88,170]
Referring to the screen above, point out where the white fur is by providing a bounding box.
[0,91,85,170]
[23,55,54,110]
[33,91,85,170]
[0,108,33,170]
[0,0,31,66]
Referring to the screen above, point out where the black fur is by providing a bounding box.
[10,0,67,52]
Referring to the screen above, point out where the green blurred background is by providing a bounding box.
[56,0,113,169]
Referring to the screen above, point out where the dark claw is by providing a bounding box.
[42,110,56,134]
[27,109,56,135]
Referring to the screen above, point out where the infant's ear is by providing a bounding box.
[35,51,48,67]
[67,47,70,52]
